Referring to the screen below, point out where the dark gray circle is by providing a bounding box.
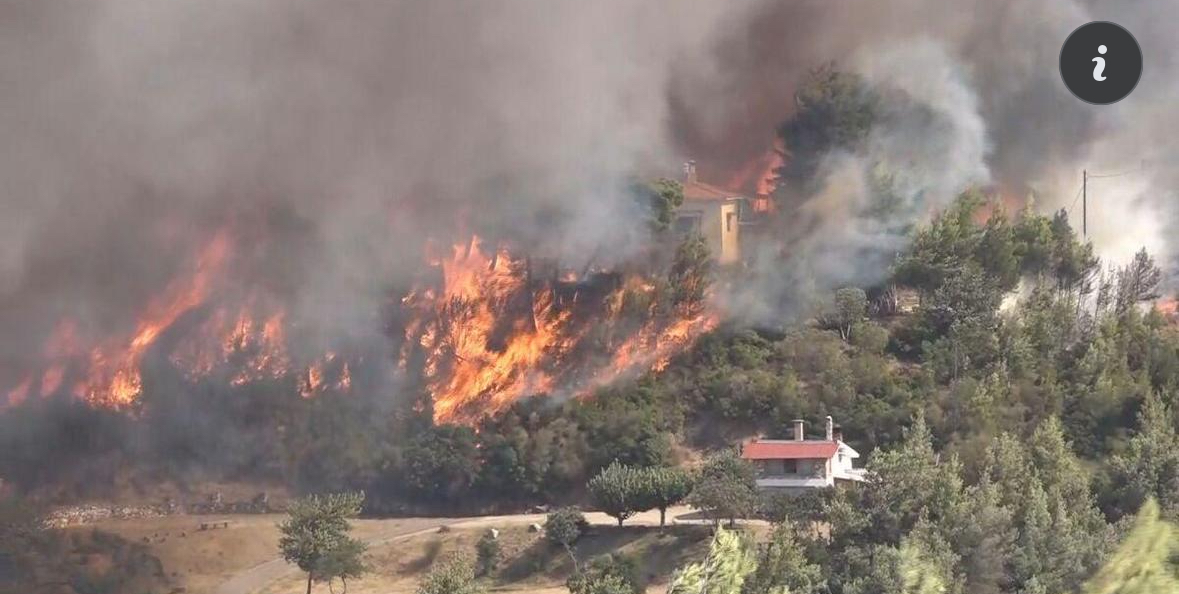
[1059,21,1142,105]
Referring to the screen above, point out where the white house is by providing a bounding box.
[741,416,866,492]
[675,161,745,265]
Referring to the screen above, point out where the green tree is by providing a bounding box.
[568,573,634,594]
[833,287,869,341]
[775,65,877,193]
[475,531,502,577]
[977,421,1109,594]
[897,522,956,594]
[1080,499,1179,594]
[669,235,713,315]
[568,554,644,594]
[403,424,481,505]
[832,415,965,544]
[1048,209,1099,293]
[546,507,589,567]
[635,178,685,233]
[974,210,1020,291]
[644,466,695,528]
[315,538,367,594]
[1106,393,1179,518]
[417,556,484,594]
[278,492,368,594]
[687,449,760,527]
[742,522,822,594]
[588,461,647,526]
[668,527,758,594]
[1114,248,1163,316]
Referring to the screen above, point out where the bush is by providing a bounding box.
[568,553,644,594]
[545,507,588,549]
[475,532,501,576]
[417,556,482,594]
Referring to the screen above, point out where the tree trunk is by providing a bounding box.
[306,571,314,594]
[659,507,667,528]
[564,543,579,572]
[617,516,624,527]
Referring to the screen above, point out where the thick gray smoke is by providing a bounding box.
[3,0,1178,379]
[0,0,750,382]
[671,0,1179,319]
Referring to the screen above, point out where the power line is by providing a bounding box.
[1087,162,1148,179]
[1087,169,1139,179]
[1069,182,1084,211]
[1077,162,1146,238]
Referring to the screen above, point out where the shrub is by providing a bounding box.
[545,507,588,549]
[475,532,501,576]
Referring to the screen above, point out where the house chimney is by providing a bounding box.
[683,160,698,184]
[792,419,805,441]
[826,416,834,441]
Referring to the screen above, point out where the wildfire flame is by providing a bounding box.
[401,236,719,423]
[1,231,349,410]
[726,139,785,211]
[4,230,718,424]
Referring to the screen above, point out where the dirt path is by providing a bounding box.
[215,507,706,594]
[214,519,462,594]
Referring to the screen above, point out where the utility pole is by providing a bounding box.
[1082,169,1087,238]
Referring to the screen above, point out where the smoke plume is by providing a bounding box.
[3,0,1179,398]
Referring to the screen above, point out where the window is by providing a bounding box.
[675,212,703,235]
[783,459,798,475]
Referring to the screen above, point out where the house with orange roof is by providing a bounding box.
[741,416,867,492]
[675,161,745,264]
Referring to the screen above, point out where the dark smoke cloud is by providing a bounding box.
[3,0,1178,374]
[0,0,752,380]
[672,0,1178,317]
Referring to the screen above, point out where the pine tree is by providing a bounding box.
[1107,392,1179,518]
[668,528,758,594]
[1081,499,1179,594]
[742,522,822,594]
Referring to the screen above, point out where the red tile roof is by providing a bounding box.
[741,440,840,460]
[683,180,744,202]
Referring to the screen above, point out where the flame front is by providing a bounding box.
[2,231,347,410]
[4,231,717,424]
[402,237,574,421]
[402,236,719,423]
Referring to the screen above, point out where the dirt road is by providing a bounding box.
[214,507,703,594]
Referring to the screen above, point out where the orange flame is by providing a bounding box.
[79,232,232,408]
[725,140,784,212]
[403,236,719,423]
[403,237,573,421]
[2,231,350,410]
[4,231,715,421]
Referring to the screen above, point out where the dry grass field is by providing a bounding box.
[257,523,717,594]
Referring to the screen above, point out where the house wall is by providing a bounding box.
[676,200,740,264]
[755,458,826,479]
[718,202,739,264]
